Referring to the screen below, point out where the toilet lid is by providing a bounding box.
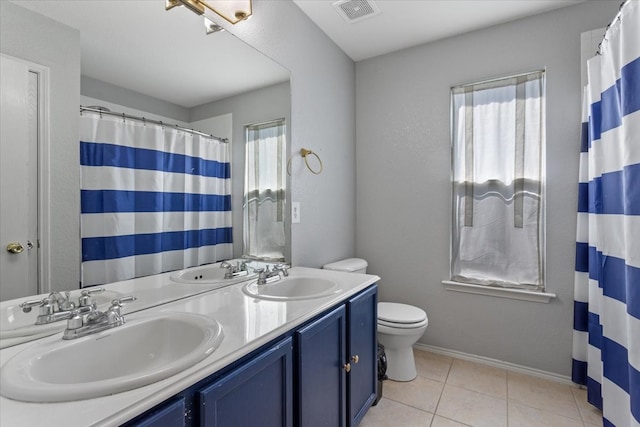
[378,302,427,324]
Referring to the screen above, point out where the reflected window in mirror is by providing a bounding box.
[243,119,286,261]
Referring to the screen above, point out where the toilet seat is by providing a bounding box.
[378,302,427,327]
[378,318,428,329]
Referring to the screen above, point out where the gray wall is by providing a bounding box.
[1,1,81,292]
[191,82,291,261]
[355,1,619,376]
[81,76,190,123]
[229,1,357,268]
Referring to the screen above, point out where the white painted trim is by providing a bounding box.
[36,64,51,295]
[442,280,556,303]
[0,55,51,296]
[414,343,577,386]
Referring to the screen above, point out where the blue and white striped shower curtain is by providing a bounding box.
[80,112,232,286]
[572,1,639,426]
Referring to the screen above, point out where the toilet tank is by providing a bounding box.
[322,258,368,274]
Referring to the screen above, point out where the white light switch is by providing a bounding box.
[292,202,301,223]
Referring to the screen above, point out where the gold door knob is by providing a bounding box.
[351,355,359,364]
[343,362,351,373]
[6,242,24,254]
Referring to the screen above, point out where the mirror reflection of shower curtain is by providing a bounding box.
[79,112,232,286]
[244,119,286,261]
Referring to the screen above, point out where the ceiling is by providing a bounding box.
[10,1,586,107]
[293,0,586,61]
[10,0,291,108]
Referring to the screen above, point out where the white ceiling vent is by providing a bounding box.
[333,0,381,24]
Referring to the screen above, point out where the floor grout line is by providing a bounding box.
[423,353,452,426]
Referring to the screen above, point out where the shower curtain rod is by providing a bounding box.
[597,0,629,55]
[80,106,228,143]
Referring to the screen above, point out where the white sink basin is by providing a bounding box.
[243,276,340,301]
[170,263,256,285]
[0,289,123,341]
[0,312,223,402]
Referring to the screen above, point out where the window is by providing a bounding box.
[450,71,545,291]
[243,119,286,261]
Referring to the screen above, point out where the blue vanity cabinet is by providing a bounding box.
[296,284,378,427]
[347,284,378,426]
[296,305,348,427]
[122,284,377,427]
[197,337,293,427]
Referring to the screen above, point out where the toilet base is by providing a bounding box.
[384,346,417,382]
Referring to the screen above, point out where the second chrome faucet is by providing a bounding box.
[255,264,289,285]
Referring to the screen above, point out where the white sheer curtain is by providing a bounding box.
[243,119,286,261]
[451,72,545,290]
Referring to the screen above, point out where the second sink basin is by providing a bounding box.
[0,312,223,402]
[170,262,256,285]
[243,276,340,301]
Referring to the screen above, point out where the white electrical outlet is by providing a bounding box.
[292,202,301,223]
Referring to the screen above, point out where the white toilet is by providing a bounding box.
[322,258,428,382]
[377,302,428,381]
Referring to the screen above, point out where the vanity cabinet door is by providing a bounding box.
[296,305,347,427]
[347,284,378,427]
[126,397,186,427]
[198,337,293,427]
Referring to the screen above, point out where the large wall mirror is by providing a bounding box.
[1,1,291,304]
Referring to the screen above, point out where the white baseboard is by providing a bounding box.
[413,343,577,387]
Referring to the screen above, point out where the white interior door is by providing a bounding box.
[0,55,41,301]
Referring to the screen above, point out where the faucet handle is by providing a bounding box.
[19,298,46,313]
[109,296,136,311]
[78,287,104,307]
[275,264,290,276]
[107,296,136,324]
[122,295,136,303]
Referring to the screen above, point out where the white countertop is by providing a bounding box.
[0,266,379,427]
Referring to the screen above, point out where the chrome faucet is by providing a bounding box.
[220,260,249,279]
[62,296,136,340]
[256,264,289,285]
[19,288,105,325]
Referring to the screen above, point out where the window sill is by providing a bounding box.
[442,280,556,303]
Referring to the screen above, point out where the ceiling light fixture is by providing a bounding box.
[204,17,225,34]
[166,0,252,25]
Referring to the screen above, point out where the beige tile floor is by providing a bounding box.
[361,349,603,427]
